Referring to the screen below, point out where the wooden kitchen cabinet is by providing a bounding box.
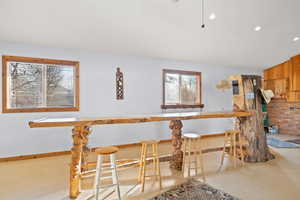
[263,54,300,102]
[264,78,288,98]
[291,54,300,91]
[264,62,289,98]
[264,64,283,80]
[287,91,300,102]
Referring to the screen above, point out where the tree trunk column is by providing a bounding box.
[239,111,275,162]
[230,75,275,163]
[69,125,91,199]
[169,120,183,170]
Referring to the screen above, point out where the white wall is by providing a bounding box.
[0,42,260,158]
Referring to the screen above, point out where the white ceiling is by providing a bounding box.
[0,0,299,69]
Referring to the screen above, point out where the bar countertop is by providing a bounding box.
[29,111,251,128]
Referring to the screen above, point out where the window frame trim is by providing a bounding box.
[2,55,80,113]
[161,69,204,109]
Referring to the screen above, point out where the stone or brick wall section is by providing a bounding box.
[267,99,300,135]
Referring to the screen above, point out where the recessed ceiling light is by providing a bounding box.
[254,26,262,31]
[293,37,299,42]
[209,13,216,20]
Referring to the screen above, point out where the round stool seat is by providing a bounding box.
[95,146,119,155]
[140,140,160,144]
[183,133,200,138]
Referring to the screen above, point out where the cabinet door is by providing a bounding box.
[264,69,270,80]
[291,54,300,91]
[269,66,277,80]
[267,64,284,80]
[275,64,286,79]
[287,91,300,102]
[264,79,287,98]
[283,61,290,79]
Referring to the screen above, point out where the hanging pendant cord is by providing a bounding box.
[201,0,205,28]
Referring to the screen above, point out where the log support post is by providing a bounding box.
[69,125,91,199]
[169,120,183,170]
[238,112,275,162]
[230,75,275,162]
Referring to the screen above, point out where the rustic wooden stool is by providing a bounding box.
[220,130,245,168]
[138,140,162,192]
[94,146,121,200]
[182,133,205,181]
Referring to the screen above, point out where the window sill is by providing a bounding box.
[161,104,204,109]
[2,107,79,113]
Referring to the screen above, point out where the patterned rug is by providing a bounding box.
[151,179,240,200]
[285,139,300,145]
[267,137,300,148]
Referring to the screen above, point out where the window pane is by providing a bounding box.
[8,62,43,108]
[46,65,75,107]
[180,75,199,105]
[165,73,180,105]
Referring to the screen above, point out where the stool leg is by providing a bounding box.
[155,144,162,189]
[187,139,192,177]
[230,135,234,158]
[182,138,186,175]
[233,134,237,168]
[110,154,121,200]
[198,139,206,182]
[94,155,103,200]
[194,139,198,176]
[220,135,227,169]
[141,144,148,192]
[152,144,157,180]
[138,144,145,182]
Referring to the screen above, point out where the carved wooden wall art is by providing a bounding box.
[116,67,124,100]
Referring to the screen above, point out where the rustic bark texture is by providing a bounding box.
[70,126,82,198]
[69,125,91,199]
[169,120,183,170]
[231,75,275,162]
[80,126,91,172]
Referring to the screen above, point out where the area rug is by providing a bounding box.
[285,139,300,145]
[267,137,300,148]
[150,179,240,200]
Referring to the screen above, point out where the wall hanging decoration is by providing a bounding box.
[116,67,124,100]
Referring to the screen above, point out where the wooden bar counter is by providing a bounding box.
[29,111,250,199]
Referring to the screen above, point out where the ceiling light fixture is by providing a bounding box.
[209,13,216,20]
[254,26,262,31]
[293,37,299,42]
